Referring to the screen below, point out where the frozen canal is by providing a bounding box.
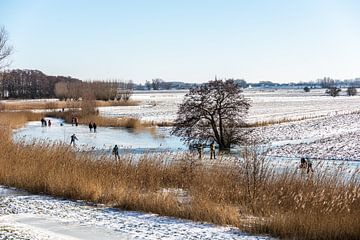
[12,118,360,174]
[13,118,186,154]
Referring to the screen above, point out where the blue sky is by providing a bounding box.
[1,0,359,83]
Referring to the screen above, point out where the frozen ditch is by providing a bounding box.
[13,118,186,154]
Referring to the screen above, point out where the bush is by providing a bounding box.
[326,87,341,97]
[303,87,310,92]
[347,87,357,96]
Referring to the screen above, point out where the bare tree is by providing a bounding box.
[152,78,162,90]
[319,77,335,88]
[171,79,251,150]
[81,85,97,115]
[145,80,151,90]
[0,26,13,69]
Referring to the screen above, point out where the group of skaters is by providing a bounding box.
[40,118,51,127]
[196,141,216,159]
[88,122,97,132]
[71,117,79,126]
[69,122,98,146]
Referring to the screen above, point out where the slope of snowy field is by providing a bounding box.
[96,89,360,161]
[98,89,360,124]
[0,186,270,240]
[252,112,360,160]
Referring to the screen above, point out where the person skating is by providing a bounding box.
[197,144,203,159]
[70,134,78,146]
[306,158,314,174]
[92,122,97,132]
[75,117,79,126]
[112,144,120,161]
[48,119,51,127]
[210,141,216,159]
[299,157,307,169]
[89,122,93,132]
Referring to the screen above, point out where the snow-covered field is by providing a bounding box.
[97,89,360,161]
[254,112,360,161]
[99,89,360,123]
[0,186,270,240]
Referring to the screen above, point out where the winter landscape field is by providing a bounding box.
[2,1,360,238]
[2,88,360,239]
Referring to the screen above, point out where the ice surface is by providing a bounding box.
[13,118,186,154]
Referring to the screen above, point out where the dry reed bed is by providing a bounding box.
[0,99,138,111]
[0,111,44,129]
[0,127,359,239]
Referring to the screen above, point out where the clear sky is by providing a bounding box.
[1,0,359,83]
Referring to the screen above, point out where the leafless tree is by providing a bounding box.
[0,26,13,69]
[326,87,341,97]
[152,78,162,90]
[81,85,97,115]
[145,80,151,90]
[171,79,251,150]
[319,77,335,88]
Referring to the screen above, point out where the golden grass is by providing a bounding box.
[0,99,138,111]
[0,111,44,129]
[1,113,359,239]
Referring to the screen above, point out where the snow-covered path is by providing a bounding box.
[0,187,271,240]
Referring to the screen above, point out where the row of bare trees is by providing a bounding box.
[54,80,133,101]
[0,69,80,99]
[0,69,133,101]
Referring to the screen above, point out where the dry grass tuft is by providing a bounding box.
[0,111,44,129]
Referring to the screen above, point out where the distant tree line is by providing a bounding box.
[0,69,133,100]
[138,78,248,90]
[0,69,80,99]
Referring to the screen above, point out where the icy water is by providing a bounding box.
[13,118,186,154]
[12,118,360,179]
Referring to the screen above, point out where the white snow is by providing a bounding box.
[99,89,360,124]
[0,186,271,240]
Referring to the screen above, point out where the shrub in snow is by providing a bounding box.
[326,87,341,97]
[303,87,310,92]
[347,87,357,96]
